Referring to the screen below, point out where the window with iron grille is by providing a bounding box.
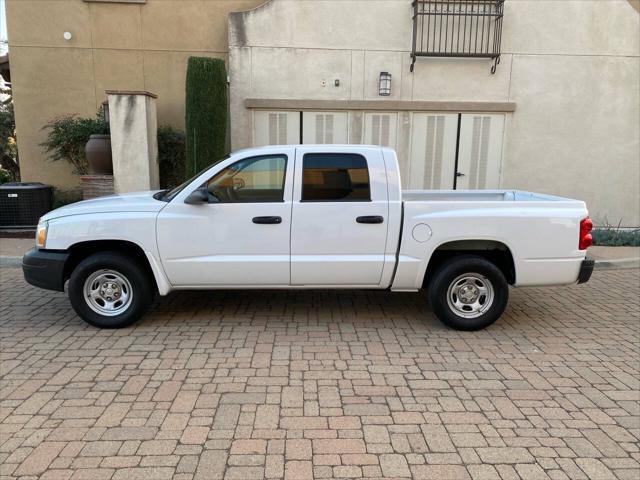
[410,0,505,73]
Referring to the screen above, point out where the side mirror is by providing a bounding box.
[184,187,209,205]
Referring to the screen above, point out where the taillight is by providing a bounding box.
[579,217,593,250]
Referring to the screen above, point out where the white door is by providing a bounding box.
[253,111,300,146]
[290,147,389,286]
[408,113,458,189]
[363,112,398,148]
[456,114,505,189]
[156,151,294,286]
[302,111,349,144]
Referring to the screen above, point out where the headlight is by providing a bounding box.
[36,221,48,248]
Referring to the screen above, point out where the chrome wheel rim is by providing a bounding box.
[446,273,494,319]
[83,269,133,316]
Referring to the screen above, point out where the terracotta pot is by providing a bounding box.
[85,134,113,175]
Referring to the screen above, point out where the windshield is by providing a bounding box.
[156,155,230,202]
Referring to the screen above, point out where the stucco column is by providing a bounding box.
[106,90,160,194]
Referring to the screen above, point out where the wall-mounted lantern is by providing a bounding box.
[378,72,392,96]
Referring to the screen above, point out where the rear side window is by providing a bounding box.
[302,153,370,202]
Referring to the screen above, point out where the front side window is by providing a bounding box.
[302,153,370,202]
[206,155,287,203]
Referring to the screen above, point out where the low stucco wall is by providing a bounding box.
[229,0,640,227]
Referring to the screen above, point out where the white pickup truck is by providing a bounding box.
[23,145,594,330]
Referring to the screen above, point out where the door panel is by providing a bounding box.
[302,111,349,144]
[253,111,300,146]
[156,151,295,286]
[363,113,398,149]
[290,148,389,286]
[456,114,505,189]
[408,113,458,189]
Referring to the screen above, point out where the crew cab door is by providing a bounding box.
[156,149,294,286]
[290,147,389,286]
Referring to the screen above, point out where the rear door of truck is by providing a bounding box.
[290,146,389,286]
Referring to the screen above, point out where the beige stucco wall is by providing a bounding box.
[5,0,265,190]
[229,0,640,227]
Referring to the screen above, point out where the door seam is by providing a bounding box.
[453,113,462,190]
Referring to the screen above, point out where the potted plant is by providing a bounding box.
[41,113,110,175]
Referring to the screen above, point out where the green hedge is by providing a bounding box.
[185,57,228,176]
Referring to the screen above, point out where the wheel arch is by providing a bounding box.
[64,240,162,293]
[423,239,516,288]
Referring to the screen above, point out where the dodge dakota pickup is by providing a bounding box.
[23,145,594,330]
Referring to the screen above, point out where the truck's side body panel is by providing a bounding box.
[290,146,390,286]
[41,211,172,295]
[156,148,296,287]
[393,195,587,290]
[37,145,589,296]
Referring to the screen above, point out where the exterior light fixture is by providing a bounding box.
[379,72,392,96]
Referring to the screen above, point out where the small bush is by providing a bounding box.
[0,167,12,185]
[185,57,228,177]
[592,227,640,247]
[157,125,186,189]
[41,113,109,175]
[52,188,82,209]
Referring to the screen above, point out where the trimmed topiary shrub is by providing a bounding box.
[157,125,186,189]
[185,56,228,176]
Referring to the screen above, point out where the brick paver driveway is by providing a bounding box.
[1,266,638,480]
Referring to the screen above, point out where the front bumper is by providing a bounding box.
[22,248,70,292]
[577,257,595,284]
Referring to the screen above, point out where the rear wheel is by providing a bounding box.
[428,255,508,331]
[68,252,153,328]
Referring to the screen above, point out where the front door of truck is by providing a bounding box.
[290,147,389,286]
[156,150,294,287]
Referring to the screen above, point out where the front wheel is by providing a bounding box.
[68,252,154,328]
[428,255,509,331]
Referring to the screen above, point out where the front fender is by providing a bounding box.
[44,212,172,295]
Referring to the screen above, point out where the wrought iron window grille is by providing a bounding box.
[410,0,505,74]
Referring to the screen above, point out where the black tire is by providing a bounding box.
[68,251,154,328]
[427,255,508,331]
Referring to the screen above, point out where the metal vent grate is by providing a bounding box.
[315,114,335,143]
[371,115,392,147]
[411,0,505,73]
[468,116,492,189]
[268,113,288,145]
[423,115,446,189]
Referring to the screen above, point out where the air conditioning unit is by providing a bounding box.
[0,182,53,229]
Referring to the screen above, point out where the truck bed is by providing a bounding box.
[393,189,589,291]
[402,190,580,204]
